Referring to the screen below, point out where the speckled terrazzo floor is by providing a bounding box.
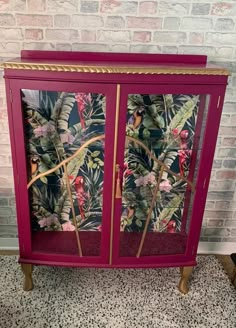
[0,256,235,328]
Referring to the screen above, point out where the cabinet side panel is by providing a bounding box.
[186,86,227,257]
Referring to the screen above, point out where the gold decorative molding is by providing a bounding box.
[1,61,230,76]
[109,84,121,266]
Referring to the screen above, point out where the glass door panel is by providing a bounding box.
[21,89,107,257]
[118,93,208,258]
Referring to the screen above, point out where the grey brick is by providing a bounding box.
[207,219,224,227]
[0,207,13,217]
[204,228,231,237]
[215,18,235,31]
[163,17,180,30]
[224,220,236,227]
[223,160,236,169]
[0,225,17,238]
[191,3,210,15]
[204,211,232,219]
[207,237,222,242]
[218,148,236,158]
[105,16,125,28]
[231,229,236,236]
[207,191,234,201]
[0,198,8,206]
[199,236,209,242]
[213,159,222,169]
[223,102,236,113]
[80,1,99,13]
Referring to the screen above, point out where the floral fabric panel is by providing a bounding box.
[121,94,200,233]
[22,90,106,232]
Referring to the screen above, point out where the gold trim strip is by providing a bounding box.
[1,62,230,76]
[109,84,121,265]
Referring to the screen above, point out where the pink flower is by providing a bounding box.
[159,179,172,192]
[135,176,145,187]
[123,163,133,176]
[62,221,75,231]
[172,128,179,137]
[34,122,55,137]
[60,132,75,144]
[180,130,189,139]
[38,214,59,228]
[135,172,156,187]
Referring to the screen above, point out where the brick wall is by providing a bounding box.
[0,0,236,245]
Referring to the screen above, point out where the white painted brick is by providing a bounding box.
[216,47,233,59]
[47,0,78,12]
[0,0,26,11]
[0,43,20,55]
[56,43,72,51]
[206,33,236,45]
[23,42,56,50]
[97,30,131,42]
[110,44,130,52]
[0,28,23,40]
[45,29,79,41]
[72,15,104,28]
[54,15,71,28]
[181,17,212,30]
[0,14,15,26]
[153,31,186,43]
[163,17,180,30]
[101,1,138,15]
[158,2,190,15]
[130,44,161,53]
[72,43,109,52]
[179,45,216,56]
[162,46,178,54]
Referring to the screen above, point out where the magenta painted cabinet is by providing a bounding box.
[2,51,229,293]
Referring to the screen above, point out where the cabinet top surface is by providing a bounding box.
[1,50,230,76]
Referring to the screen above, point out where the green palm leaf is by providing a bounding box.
[51,92,75,131]
[169,97,199,132]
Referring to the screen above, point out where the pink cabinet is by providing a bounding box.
[2,51,229,293]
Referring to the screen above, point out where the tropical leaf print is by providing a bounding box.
[122,93,199,233]
[22,90,106,232]
[168,97,199,132]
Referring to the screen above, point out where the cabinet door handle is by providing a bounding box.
[115,164,122,199]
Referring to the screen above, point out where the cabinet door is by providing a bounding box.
[10,80,116,264]
[112,84,222,265]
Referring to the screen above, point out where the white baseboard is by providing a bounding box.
[0,239,235,255]
[0,238,18,250]
[198,242,236,255]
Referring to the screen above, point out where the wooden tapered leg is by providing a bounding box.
[178,266,193,294]
[21,264,33,291]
